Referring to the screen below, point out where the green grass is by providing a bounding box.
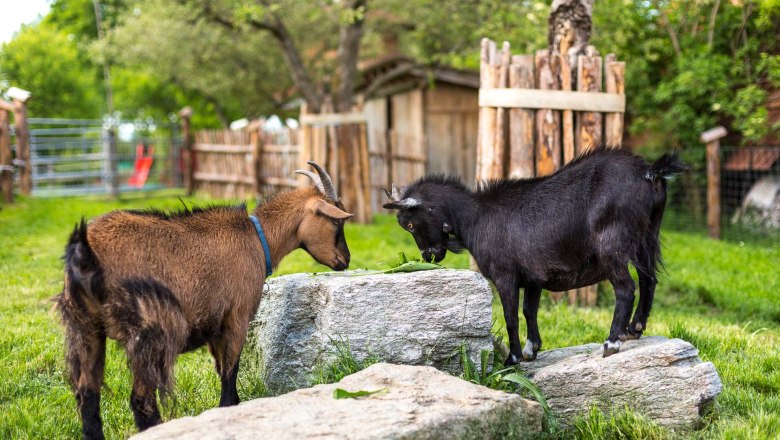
[1,191,778,439]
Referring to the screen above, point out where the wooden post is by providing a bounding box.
[508,55,535,178]
[179,107,194,195]
[11,96,31,195]
[575,48,603,153]
[491,41,511,179]
[477,38,499,182]
[574,48,603,306]
[249,119,264,197]
[604,54,625,146]
[702,126,727,240]
[558,23,576,164]
[0,101,13,203]
[103,125,118,198]
[534,49,562,177]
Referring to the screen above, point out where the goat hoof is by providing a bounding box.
[602,340,622,358]
[504,353,520,366]
[624,323,643,340]
[521,339,539,361]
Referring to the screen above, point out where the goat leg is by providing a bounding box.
[61,303,107,440]
[130,379,162,431]
[625,268,657,341]
[496,277,523,365]
[521,285,543,361]
[210,319,247,407]
[604,267,637,357]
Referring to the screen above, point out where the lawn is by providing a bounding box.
[1,191,778,439]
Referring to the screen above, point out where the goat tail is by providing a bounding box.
[640,153,685,276]
[647,153,687,182]
[61,217,105,311]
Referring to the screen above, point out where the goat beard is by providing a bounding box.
[445,236,466,254]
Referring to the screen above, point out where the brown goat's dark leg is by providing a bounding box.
[64,326,107,440]
[209,325,246,407]
[130,378,162,431]
[521,285,543,361]
[495,277,522,366]
[604,265,636,357]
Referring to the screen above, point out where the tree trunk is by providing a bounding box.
[335,0,366,112]
[548,0,594,71]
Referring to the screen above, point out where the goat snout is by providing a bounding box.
[421,248,446,263]
[333,254,350,271]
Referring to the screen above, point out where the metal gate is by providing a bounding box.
[27,118,182,196]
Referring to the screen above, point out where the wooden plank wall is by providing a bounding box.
[191,124,301,200]
[478,38,626,307]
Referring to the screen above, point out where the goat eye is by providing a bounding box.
[333,219,340,226]
[407,222,414,231]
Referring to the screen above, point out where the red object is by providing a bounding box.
[128,143,154,188]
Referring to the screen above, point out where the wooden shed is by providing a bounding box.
[356,56,480,212]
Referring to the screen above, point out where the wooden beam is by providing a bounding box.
[299,112,367,126]
[193,171,255,185]
[193,143,253,153]
[479,88,625,113]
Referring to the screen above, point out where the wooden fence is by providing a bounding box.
[299,106,373,223]
[477,38,626,306]
[367,129,427,213]
[182,115,301,199]
[0,88,32,203]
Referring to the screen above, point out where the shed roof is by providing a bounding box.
[358,55,479,99]
[724,147,780,171]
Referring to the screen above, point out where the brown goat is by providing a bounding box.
[56,162,352,439]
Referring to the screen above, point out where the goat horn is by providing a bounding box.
[307,161,338,201]
[294,169,326,195]
[382,186,395,202]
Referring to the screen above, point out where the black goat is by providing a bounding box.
[384,147,685,363]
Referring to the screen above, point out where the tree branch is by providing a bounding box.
[195,1,323,112]
[335,0,367,112]
[707,0,721,49]
[655,1,682,57]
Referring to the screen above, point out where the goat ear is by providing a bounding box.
[314,198,354,220]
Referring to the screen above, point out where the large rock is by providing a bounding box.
[516,336,722,429]
[248,270,494,393]
[132,363,543,440]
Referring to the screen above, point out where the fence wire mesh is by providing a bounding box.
[663,145,780,243]
[20,118,182,196]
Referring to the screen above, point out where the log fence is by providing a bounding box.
[181,111,301,200]
[477,38,626,306]
[0,88,31,203]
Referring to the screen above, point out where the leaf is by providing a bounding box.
[382,261,443,274]
[333,387,388,399]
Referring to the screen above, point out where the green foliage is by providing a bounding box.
[0,23,102,118]
[570,405,669,440]
[309,338,381,386]
[332,387,387,399]
[1,194,779,438]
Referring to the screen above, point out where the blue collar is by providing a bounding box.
[249,215,273,277]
